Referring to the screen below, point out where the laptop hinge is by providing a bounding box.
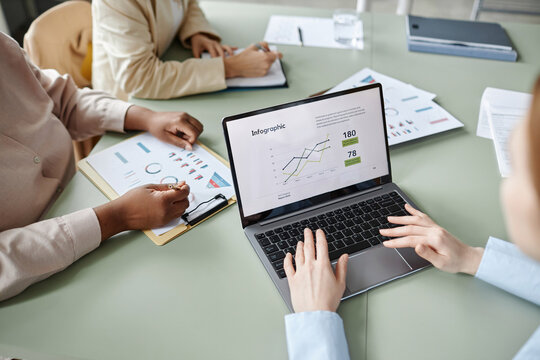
[259,186,384,226]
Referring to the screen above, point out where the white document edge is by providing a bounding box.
[486,106,509,177]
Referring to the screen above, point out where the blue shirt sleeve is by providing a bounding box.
[476,237,540,359]
[285,311,351,360]
[475,236,540,306]
[514,326,540,360]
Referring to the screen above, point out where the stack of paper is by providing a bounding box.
[263,15,364,50]
[477,87,531,177]
[327,68,464,146]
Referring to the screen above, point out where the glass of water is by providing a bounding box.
[333,9,362,48]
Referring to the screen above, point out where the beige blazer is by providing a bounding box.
[0,33,130,301]
[92,0,226,100]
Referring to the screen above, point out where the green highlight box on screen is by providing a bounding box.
[344,156,361,167]
[342,137,359,147]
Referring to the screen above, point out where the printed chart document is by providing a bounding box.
[327,68,463,146]
[202,46,287,88]
[264,15,364,50]
[477,87,531,177]
[81,133,235,242]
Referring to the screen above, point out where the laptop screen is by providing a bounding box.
[223,84,391,227]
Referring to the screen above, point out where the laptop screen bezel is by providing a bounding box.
[222,83,392,228]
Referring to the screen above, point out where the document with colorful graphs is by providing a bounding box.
[327,68,464,145]
[79,133,235,245]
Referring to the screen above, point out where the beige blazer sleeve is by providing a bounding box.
[93,0,226,100]
[0,209,101,301]
[178,0,221,47]
[29,56,130,141]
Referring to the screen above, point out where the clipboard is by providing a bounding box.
[78,134,236,246]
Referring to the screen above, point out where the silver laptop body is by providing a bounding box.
[222,84,430,311]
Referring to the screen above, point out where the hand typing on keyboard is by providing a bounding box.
[381,204,484,275]
[283,228,349,313]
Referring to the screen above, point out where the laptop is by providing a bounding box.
[222,84,431,311]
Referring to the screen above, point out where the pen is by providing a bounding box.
[168,183,185,190]
[297,26,304,47]
[255,43,269,52]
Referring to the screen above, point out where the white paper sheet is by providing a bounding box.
[477,87,531,139]
[263,15,364,50]
[487,106,527,177]
[327,68,463,146]
[86,133,235,235]
[476,87,531,177]
[329,68,436,100]
[202,46,286,88]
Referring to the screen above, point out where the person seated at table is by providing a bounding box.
[92,0,282,101]
[282,77,540,359]
[0,32,202,301]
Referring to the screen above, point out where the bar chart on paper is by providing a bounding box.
[85,133,235,235]
[328,68,463,145]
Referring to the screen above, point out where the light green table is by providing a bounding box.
[1,2,540,359]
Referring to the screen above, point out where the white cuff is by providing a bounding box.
[60,208,101,260]
[105,100,132,133]
[285,311,350,360]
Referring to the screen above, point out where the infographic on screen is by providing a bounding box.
[227,88,389,217]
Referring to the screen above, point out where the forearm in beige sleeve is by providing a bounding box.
[179,0,221,48]
[126,56,227,99]
[23,45,130,141]
[0,209,101,301]
[36,67,131,141]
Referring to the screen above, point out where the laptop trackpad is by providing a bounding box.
[345,246,411,293]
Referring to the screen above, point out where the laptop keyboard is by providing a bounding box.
[254,191,409,279]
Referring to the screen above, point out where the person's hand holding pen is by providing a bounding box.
[91,105,198,241]
[223,41,282,78]
[94,182,191,242]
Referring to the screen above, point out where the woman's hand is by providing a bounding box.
[284,229,349,313]
[223,42,282,78]
[146,111,203,151]
[124,106,203,150]
[190,33,235,58]
[94,183,190,241]
[381,204,484,275]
